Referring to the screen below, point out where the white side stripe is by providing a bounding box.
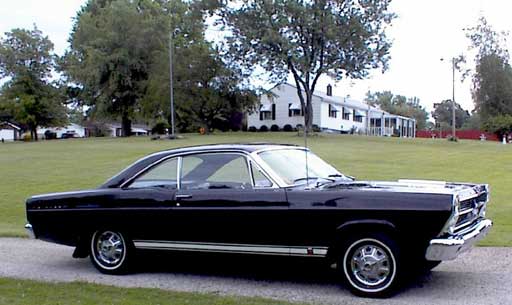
[133,240,328,257]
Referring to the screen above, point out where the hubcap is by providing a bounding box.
[95,231,125,266]
[350,244,391,287]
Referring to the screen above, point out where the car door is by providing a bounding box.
[170,152,290,252]
[119,156,179,241]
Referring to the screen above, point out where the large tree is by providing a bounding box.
[62,0,174,136]
[466,17,512,121]
[221,0,395,132]
[0,26,66,140]
[431,99,470,129]
[365,91,428,130]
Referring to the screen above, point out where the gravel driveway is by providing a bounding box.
[0,238,510,305]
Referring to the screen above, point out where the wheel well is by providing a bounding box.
[327,221,399,262]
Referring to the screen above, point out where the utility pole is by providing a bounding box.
[451,57,456,139]
[169,31,176,138]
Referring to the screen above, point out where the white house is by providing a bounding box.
[38,123,87,139]
[0,121,22,141]
[247,83,416,137]
[107,123,150,137]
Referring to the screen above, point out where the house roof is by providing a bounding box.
[276,83,414,120]
[0,121,22,130]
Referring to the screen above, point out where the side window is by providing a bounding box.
[181,153,252,190]
[250,161,273,188]
[129,158,178,189]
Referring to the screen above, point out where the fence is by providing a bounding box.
[416,130,499,141]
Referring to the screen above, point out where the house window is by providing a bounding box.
[259,104,275,120]
[353,109,363,122]
[342,107,350,120]
[288,103,303,117]
[328,104,338,118]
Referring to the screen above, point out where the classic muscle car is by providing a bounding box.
[25,143,492,297]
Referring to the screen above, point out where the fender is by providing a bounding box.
[336,219,397,232]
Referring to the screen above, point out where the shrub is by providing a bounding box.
[283,124,294,132]
[259,125,269,132]
[151,120,170,135]
[312,124,321,132]
[270,124,280,132]
[248,126,257,132]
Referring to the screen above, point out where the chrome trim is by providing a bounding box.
[133,240,328,257]
[425,218,492,261]
[25,223,35,239]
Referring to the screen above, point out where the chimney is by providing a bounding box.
[326,84,333,96]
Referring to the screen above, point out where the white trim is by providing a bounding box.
[133,240,328,257]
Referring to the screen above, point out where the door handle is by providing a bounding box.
[176,194,192,199]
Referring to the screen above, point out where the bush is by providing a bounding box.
[312,124,321,132]
[248,126,257,132]
[283,124,294,132]
[270,124,280,132]
[259,125,269,132]
[151,120,170,135]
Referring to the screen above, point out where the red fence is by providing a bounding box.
[416,130,499,141]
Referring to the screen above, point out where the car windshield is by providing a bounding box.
[258,149,343,186]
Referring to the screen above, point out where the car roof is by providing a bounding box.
[152,142,303,156]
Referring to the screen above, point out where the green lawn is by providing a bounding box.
[0,277,297,305]
[0,133,510,246]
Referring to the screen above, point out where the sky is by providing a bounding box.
[1,0,511,115]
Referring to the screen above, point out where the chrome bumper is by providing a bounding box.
[425,219,492,261]
[25,223,35,239]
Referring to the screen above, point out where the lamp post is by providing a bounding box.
[168,31,176,138]
[440,57,457,139]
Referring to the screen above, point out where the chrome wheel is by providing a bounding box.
[91,230,127,271]
[342,237,397,294]
[350,244,390,286]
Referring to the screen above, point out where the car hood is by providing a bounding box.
[321,179,487,200]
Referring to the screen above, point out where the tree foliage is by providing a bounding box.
[466,17,512,121]
[431,99,470,129]
[0,26,67,140]
[482,114,512,138]
[365,91,428,130]
[221,0,395,132]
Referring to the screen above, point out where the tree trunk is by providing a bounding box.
[305,92,314,133]
[30,127,38,141]
[121,115,132,137]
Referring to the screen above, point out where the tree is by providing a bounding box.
[0,26,67,140]
[431,99,470,129]
[482,114,512,139]
[466,17,512,121]
[62,0,173,136]
[365,91,429,130]
[221,0,395,132]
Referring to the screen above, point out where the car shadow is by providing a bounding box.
[134,251,433,292]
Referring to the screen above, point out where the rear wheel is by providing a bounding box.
[90,230,132,274]
[340,233,401,298]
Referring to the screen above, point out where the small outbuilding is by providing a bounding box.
[0,121,22,142]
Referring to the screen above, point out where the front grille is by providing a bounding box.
[454,190,488,232]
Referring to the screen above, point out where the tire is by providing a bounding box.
[90,230,133,274]
[340,233,401,298]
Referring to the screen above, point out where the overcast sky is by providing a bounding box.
[1,0,511,115]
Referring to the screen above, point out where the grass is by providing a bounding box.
[0,277,297,305]
[0,132,510,246]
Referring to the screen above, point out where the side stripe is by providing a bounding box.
[133,240,328,257]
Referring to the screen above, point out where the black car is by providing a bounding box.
[25,143,492,297]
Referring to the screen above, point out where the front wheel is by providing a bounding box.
[340,233,401,298]
[90,230,132,274]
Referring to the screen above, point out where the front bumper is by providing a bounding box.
[25,223,35,239]
[425,218,492,261]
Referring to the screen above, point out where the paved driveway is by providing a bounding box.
[0,238,510,305]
